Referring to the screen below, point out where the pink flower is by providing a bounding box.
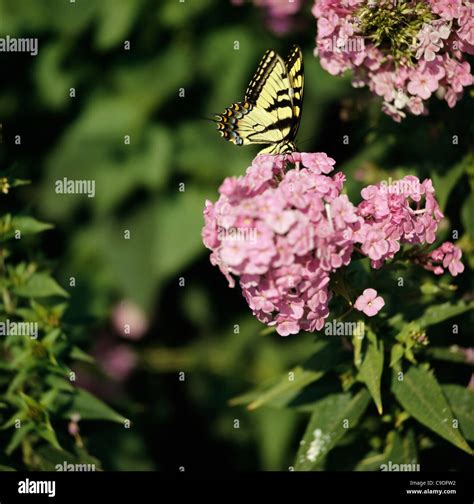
[359,227,389,261]
[354,288,385,317]
[407,71,440,99]
[275,318,300,336]
[331,195,359,229]
[443,244,465,275]
[265,210,297,234]
[219,238,248,266]
[407,97,425,115]
[112,300,148,340]
[414,241,464,276]
[300,152,336,174]
[68,414,81,436]
[372,71,396,101]
[101,345,137,381]
[461,347,474,364]
[246,155,275,191]
[416,21,451,61]
[431,0,463,21]
[93,336,138,382]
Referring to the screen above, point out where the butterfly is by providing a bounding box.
[216,45,304,154]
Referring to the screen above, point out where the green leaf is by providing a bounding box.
[44,374,74,393]
[36,420,62,451]
[391,365,472,454]
[431,158,466,212]
[426,346,472,365]
[461,194,474,242]
[358,330,384,414]
[420,282,440,295]
[33,444,101,471]
[0,216,53,242]
[355,430,418,471]
[354,450,387,471]
[70,346,95,364]
[390,343,405,367]
[57,388,125,423]
[230,340,344,410]
[42,328,62,346]
[5,421,35,456]
[13,272,69,298]
[416,300,474,328]
[294,389,370,470]
[402,428,418,465]
[0,464,16,471]
[364,432,405,471]
[442,384,474,441]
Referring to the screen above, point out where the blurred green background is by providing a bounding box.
[1,0,473,470]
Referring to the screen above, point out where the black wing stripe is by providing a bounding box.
[265,99,293,113]
[247,117,293,136]
[245,50,279,104]
[285,45,304,140]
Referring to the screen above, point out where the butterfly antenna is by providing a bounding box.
[296,136,317,149]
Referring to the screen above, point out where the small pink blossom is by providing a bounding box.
[68,414,81,436]
[431,0,463,21]
[112,300,148,340]
[418,241,465,276]
[94,339,137,382]
[331,195,359,229]
[354,288,385,317]
[407,71,440,99]
[359,227,390,261]
[275,318,300,336]
[300,152,337,174]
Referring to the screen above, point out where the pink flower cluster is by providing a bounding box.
[231,0,303,35]
[312,0,474,120]
[203,152,357,335]
[202,153,464,335]
[355,176,444,268]
[416,241,465,276]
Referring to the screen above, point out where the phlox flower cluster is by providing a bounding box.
[202,153,464,335]
[312,0,473,120]
[356,176,444,268]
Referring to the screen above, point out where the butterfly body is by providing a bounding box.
[216,45,304,154]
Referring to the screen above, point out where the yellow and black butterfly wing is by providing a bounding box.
[217,50,291,149]
[216,46,303,153]
[286,45,304,140]
[244,49,282,106]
